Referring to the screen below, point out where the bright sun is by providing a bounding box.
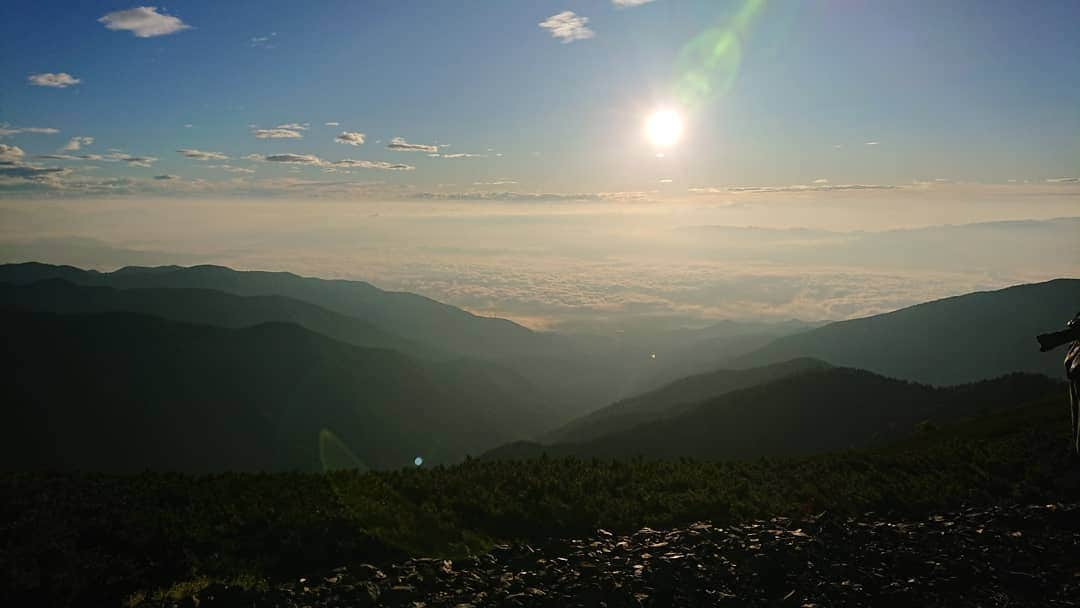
[645,109,684,148]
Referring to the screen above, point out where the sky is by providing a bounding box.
[0,1,1077,330]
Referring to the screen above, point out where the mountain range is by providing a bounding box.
[0,261,1075,472]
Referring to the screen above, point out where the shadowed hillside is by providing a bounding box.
[0,279,426,356]
[0,309,554,472]
[544,358,831,444]
[486,368,1062,461]
[734,279,1080,384]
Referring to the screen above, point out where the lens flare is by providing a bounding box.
[318,428,369,472]
[674,0,767,110]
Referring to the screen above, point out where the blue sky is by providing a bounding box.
[2,0,1078,197]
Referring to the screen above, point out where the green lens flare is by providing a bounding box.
[318,428,369,472]
[674,0,766,109]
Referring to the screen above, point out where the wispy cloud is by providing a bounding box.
[99,6,191,38]
[208,164,255,174]
[324,122,340,127]
[36,154,105,161]
[539,11,595,43]
[247,153,414,171]
[689,183,899,194]
[386,137,438,153]
[473,180,519,186]
[335,131,366,146]
[0,125,60,136]
[252,128,303,139]
[431,153,487,159]
[1047,177,1079,183]
[35,151,156,167]
[276,122,309,131]
[154,174,178,180]
[413,191,649,202]
[332,159,415,171]
[63,137,94,151]
[105,152,158,168]
[250,32,277,48]
[613,0,658,7]
[177,148,229,161]
[864,141,880,146]
[28,72,81,88]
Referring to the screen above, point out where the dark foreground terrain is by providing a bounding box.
[170,502,1080,607]
[4,394,1079,606]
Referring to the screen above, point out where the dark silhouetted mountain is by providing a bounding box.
[734,279,1080,385]
[0,262,538,360]
[0,279,424,355]
[544,358,832,444]
[484,368,1061,461]
[0,309,555,473]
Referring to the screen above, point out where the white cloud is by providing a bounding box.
[324,122,340,127]
[0,145,25,162]
[253,128,303,139]
[276,122,309,130]
[63,137,94,151]
[0,125,60,136]
[865,141,880,146]
[436,153,487,159]
[539,11,595,43]
[386,137,438,153]
[335,131,366,146]
[99,6,191,38]
[613,0,657,6]
[177,148,229,161]
[28,72,81,88]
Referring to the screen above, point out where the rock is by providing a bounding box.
[193,502,1080,607]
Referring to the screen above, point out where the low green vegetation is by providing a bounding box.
[3,395,1076,606]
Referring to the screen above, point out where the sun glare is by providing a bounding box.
[645,109,684,148]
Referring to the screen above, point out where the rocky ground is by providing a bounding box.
[177,503,1080,607]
